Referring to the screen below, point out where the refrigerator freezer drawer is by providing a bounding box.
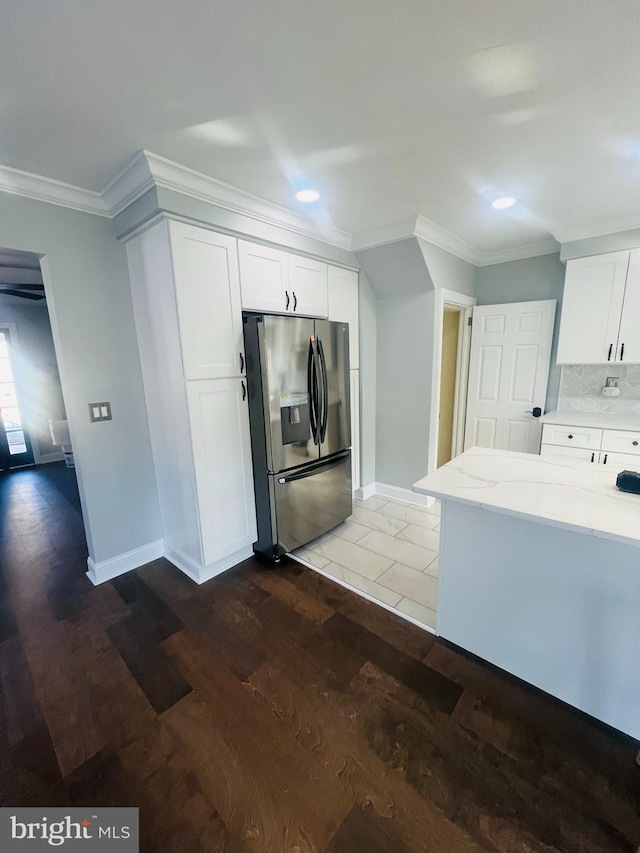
[271,451,352,553]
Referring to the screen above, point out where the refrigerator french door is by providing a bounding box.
[243,314,352,560]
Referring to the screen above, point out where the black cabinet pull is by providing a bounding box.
[607,343,613,361]
[241,381,246,401]
[239,352,244,373]
[603,453,608,464]
[568,434,573,439]
[591,452,595,463]
[621,342,625,361]
[285,290,290,310]
[633,441,639,447]
[293,291,297,311]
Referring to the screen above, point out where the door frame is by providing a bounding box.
[428,289,476,474]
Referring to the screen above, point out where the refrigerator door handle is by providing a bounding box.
[307,337,320,444]
[277,450,350,483]
[317,336,329,443]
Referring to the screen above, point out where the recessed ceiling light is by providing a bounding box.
[295,189,320,203]
[492,196,516,210]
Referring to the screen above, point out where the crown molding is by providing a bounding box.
[553,216,640,245]
[476,238,560,266]
[412,214,482,265]
[0,163,109,217]
[103,150,352,250]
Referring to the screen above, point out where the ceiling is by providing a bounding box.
[1,0,639,255]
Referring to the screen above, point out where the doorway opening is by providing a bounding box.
[437,306,462,467]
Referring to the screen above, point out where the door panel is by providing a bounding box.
[540,444,597,463]
[289,256,328,317]
[600,451,640,470]
[238,241,289,313]
[272,452,352,551]
[315,320,351,459]
[556,252,629,364]
[328,266,359,368]
[261,315,317,472]
[169,222,244,380]
[618,249,640,363]
[464,301,556,455]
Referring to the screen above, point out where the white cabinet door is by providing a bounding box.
[328,266,359,369]
[186,378,257,566]
[600,428,640,455]
[350,369,360,491]
[288,255,328,317]
[540,444,598,463]
[169,222,244,380]
[464,301,556,454]
[617,249,640,364]
[238,240,289,313]
[557,251,630,364]
[601,450,640,470]
[541,423,602,450]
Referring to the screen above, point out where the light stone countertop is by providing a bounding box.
[413,447,640,548]
[540,410,640,431]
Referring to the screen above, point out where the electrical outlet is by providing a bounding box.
[88,402,112,422]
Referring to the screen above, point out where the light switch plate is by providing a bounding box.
[89,402,112,422]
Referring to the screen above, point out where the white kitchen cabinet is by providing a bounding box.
[170,222,245,380]
[238,240,290,314]
[540,419,640,469]
[541,423,602,451]
[540,444,597,463]
[126,218,256,583]
[288,255,328,317]
[186,379,257,565]
[239,240,329,317]
[328,266,359,369]
[350,369,360,492]
[556,250,638,364]
[600,451,640,469]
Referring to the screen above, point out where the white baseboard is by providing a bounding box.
[291,552,435,636]
[86,539,164,585]
[354,482,376,500]
[163,541,254,584]
[374,481,436,508]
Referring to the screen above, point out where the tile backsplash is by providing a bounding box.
[558,365,640,415]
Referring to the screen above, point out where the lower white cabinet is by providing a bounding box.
[350,369,360,492]
[541,422,640,470]
[540,444,597,463]
[186,379,257,566]
[599,451,640,469]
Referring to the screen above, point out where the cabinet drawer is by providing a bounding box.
[541,424,602,450]
[600,429,640,456]
[540,444,597,463]
[600,451,640,470]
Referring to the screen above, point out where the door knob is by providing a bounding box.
[526,406,542,418]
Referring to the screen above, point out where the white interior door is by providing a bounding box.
[464,300,556,454]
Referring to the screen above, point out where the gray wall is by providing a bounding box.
[0,299,66,460]
[476,252,565,411]
[0,192,161,563]
[418,239,477,297]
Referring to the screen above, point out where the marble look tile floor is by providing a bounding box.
[294,495,440,631]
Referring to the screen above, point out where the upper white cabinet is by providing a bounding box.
[556,250,640,364]
[328,266,359,369]
[169,222,245,380]
[289,255,328,317]
[238,241,290,314]
[239,240,328,317]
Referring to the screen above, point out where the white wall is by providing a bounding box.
[0,298,66,461]
[0,192,161,565]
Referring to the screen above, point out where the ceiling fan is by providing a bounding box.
[0,283,45,300]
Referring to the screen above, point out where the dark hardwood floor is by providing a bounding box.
[1,463,639,851]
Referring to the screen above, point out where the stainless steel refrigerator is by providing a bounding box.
[243,314,352,561]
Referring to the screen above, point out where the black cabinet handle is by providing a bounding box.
[293,291,297,311]
[241,381,246,401]
[591,452,595,463]
[621,343,625,361]
[633,441,638,447]
[239,352,244,373]
[603,453,608,464]
[285,290,290,310]
[608,343,613,361]
[568,434,573,439]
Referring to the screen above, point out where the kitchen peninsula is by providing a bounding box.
[413,448,640,740]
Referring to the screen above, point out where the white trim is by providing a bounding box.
[451,307,473,458]
[374,481,436,508]
[86,539,164,585]
[413,215,482,265]
[476,239,560,266]
[164,541,254,584]
[101,150,156,216]
[428,290,476,475]
[290,552,435,635]
[355,482,377,501]
[554,216,640,245]
[0,163,109,217]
